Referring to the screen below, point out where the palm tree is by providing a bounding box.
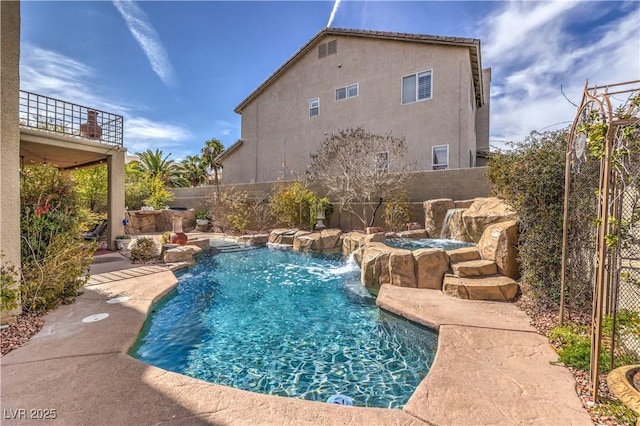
[201,138,225,195]
[179,155,207,188]
[133,149,182,187]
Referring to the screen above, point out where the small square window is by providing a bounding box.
[309,98,319,117]
[347,84,358,98]
[432,145,449,170]
[336,87,346,101]
[402,70,432,104]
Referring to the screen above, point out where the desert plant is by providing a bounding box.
[383,190,412,232]
[307,127,414,229]
[270,181,320,229]
[143,175,174,210]
[0,258,20,312]
[130,237,159,262]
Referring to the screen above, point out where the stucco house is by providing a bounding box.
[221,27,491,184]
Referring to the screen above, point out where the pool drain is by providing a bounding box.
[106,296,130,304]
[82,313,109,323]
[327,394,353,406]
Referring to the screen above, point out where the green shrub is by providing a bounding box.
[383,190,412,232]
[209,187,273,233]
[143,175,173,210]
[270,181,327,230]
[130,238,159,262]
[0,259,20,312]
[20,165,96,313]
[486,130,569,304]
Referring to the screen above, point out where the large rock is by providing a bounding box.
[478,220,520,280]
[396,229,428,239]
[447,247,481,263]
[320,229,343,251]
[293,232,321,252]
[268,228,299,245]
[443,208,472,241]
[163,245,202,263]
[388,248,416,288]
[462,198,517,243]
[443,275,518,301]
[454,199,474,209]
[342,231,386,255]
[360,243,393,295]
[452,260,498,277]
[413,248,450,290]
[424,198,454,238]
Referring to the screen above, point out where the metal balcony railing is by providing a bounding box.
[19,90,123,146]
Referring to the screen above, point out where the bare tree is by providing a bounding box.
[307,127,414,229]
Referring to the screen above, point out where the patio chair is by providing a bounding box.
[82,220,107,240]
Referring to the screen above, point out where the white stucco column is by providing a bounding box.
[0,0,22,324]
[106,149,126,250]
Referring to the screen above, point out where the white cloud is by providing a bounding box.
[481,1,640,142]
[112,0,175,86]
[126,117,192,146]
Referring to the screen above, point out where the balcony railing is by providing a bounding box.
[19,90,123,146]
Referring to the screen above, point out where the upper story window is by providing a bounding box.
[309,98,319,117]
[318,40,337,58]
[376,151,389,173]
[336,83,358,101]
[402,70,432,104]
[432,145,449,170]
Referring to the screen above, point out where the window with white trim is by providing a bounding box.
[309,98,319,117]
[432,145,448,170]
[375,151,389,173]
[402,70,432,104]
[336,83,358,101]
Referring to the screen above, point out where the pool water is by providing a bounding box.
[384,238,474,251]
[130,246,437,408]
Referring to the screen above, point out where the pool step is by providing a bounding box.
[209,240,261,253]
[446,247,481,263]
[443,274,518,301]
[451,259,498,277]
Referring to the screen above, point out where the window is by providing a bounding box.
[309,98,319,117]
[336,83,358,101]
[402,70,432,104]
[318,40,337,58]
[432,145,449,170]
[376,152,389,173]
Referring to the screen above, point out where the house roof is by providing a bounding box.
[216,139,244,162]
[234,27,485,113]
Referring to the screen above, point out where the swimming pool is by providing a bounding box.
[130,245,437,408]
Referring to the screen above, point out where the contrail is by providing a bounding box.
[113,0,175,86]
[326,0,341,28]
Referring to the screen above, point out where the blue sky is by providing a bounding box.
[20,1,640,160]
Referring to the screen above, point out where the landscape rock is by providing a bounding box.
[452,259,498,277]
[268,228,299,245]
[454,199,475,209]
[462,197,517,243]
[342,232,386,255]
[293,232,322,252]
[443,275,518,301]
[478,220,520,279]
[320,229,343,251]
[388,248,416,288]
[366,227,384,234]
[360,243,393,295]
[396,229,428,239]
[413,248,450,290]
[163,245,202,264]
[447,247,481,263]
[424,198,454,238]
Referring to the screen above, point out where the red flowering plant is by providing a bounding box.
[19,165,96,312]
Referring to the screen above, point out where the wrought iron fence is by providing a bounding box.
[19,90,123,146]
[561,80,640,401]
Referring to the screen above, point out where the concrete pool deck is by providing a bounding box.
[1,257,592,425]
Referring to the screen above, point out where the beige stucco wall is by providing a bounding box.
[224,35,488,184]
[1,0,22,323]
[168,167,491,230]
